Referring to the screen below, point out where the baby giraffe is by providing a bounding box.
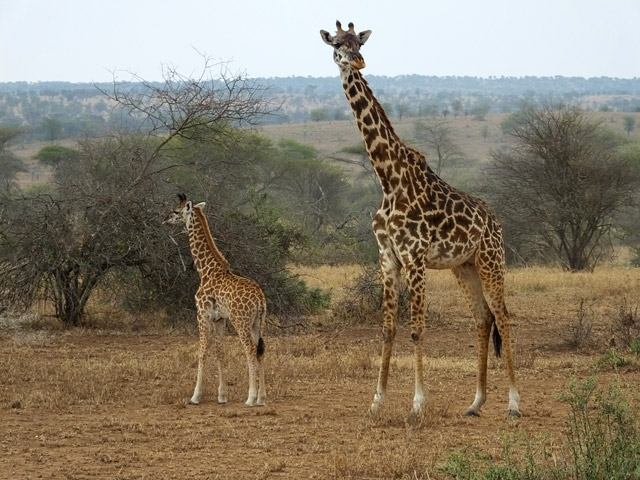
[164,193,266,406]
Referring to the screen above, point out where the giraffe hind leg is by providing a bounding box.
[256,339,266,406]
[212,318,228,404]
[253,308,266,406]
[237,313,262,407]
[475,263,521,417]
[451,264,492,416]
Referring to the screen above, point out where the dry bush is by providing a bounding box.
[611,297,640,349]
[562,298,596,349]
[331,264,411,325]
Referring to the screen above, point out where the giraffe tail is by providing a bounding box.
[255,300,266,358]
[491,314,502,358]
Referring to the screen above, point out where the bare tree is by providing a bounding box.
[487,102,640,271]
[97,59,273,186]
[413,118,464,175]
[0,60,274,325]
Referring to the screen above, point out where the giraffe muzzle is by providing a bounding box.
[350,58,366,70]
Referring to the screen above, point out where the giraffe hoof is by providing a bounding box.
[188,399,200,406]
[464,409,480,417]
[507,409,521,418]
[370,393,384,413]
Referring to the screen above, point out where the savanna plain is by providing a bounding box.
[2,264,640,479]
[3,112,640,479]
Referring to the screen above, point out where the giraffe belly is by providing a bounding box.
[208,302,229,320]
[423,250,475,269]
[375,211,478,270]
[396,238,477,270]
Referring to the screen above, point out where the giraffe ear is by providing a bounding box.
[185,201,192,211]
[358,30,372,45]
[194,202,206,210]
[320,30,334,45]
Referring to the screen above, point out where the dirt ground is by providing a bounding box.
[2,319,638,480]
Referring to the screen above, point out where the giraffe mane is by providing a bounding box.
[192,205,231,271]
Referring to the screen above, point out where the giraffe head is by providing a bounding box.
[163,193,205,226]
[320,21,371,72]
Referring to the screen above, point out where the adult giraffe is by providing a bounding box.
[320,21,520,417]
[164,194,266,407]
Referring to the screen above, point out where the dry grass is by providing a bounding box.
[1,264,640,479]
[289,263,360,304]
[260,112,640,165]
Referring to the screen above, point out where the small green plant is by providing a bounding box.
[440,450,485,480]
[282,277,331,314]
[596,348,630,371]
[439,377,640,479]
[562,377,640,480]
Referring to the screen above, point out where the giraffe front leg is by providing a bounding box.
[372,318,396,412]
[411,333,426,414]
[371,257,401,413]
[406,264,427,414]
[189,310,211,405]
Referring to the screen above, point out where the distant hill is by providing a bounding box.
[2,75,640,95]
[2,76,639,139]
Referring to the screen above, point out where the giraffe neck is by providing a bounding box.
[341,69,425,194]
[187,206,230,278]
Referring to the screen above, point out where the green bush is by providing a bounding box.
[563,377,640,479]
[440,377,640,479]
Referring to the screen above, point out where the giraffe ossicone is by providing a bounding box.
[164,193,267,407]
[320,21,521,418]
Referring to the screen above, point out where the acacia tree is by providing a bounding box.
[0,60,274,325]
[623,115,636,136]
[413,117,464,175]
[0,127,26,193]
[487,103,640,271]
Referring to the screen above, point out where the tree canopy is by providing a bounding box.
[487,103,640,271]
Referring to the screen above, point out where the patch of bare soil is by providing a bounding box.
[1,324,638,479]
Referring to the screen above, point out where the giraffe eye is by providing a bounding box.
[334,42,342,49]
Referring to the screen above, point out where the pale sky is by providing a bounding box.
[1,0,638,83]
